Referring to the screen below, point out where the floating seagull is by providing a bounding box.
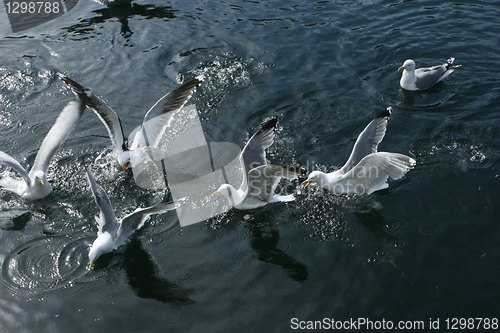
[83,158,185,268]
[213,117,308,210]
[63,76,202,172]
[0,94,86,200]
[301,107,415,194]
[398,57,461,91]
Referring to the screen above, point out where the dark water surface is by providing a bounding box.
[0,0,499,332]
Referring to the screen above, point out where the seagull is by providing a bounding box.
[301,107,415,195]
[0,93,86,200]
[63,76,202,172]
[213,117,308,210]
[83,158,186,268]
[398,57,461,91]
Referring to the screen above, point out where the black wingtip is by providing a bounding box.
[180,77,203,91]
[261,116,278,132]
[445,57,461,69]
[376,106,392,119]
[61,76,96,109]
[163,77,203,113]
[61,76,84,92]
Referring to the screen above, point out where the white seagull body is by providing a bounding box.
[301,107,415,195]
[0,96,86,200]
[213,117,307,210]
[398,57,461,91]
[63,76,202,172]
[83,159,185,267]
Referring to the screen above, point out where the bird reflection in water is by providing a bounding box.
[0,211,31,231]
[123,239,194,305]
[67,1,177,38]
[246,213,308,283]
[353,203,407,276]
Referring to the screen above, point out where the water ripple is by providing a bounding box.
[221,257,248,273]
[383,219,412,235]
[1,235,93,293]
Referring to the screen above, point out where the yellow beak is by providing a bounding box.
[212,191,220,196]
[398,66,405,71]
[40,180,45,187]
[122,162,130,172]
[301,180,311,189]
[89,262,95,269]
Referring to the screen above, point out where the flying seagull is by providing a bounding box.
[301,107,415,194]
[63,76,202,172]
[83,158,185,268]
[213,117,308,210]
[398,57,461,91]
[0,88,86,200]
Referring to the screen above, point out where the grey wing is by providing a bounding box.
[339,107,391,175]
[339,152,416,194]
[30,99,86,175]
[62,76,127,153]
[239,117,278,192]
[136,78,202,148]
[245,164,307,202]
[82,158,119,234]
[0,151,31,185]
[414,65,447,90]
[116,198,186,246]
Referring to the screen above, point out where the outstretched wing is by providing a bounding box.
[0,151,31,185]
[62,76,127,153]
[245,164,307,203]
[339,107,391,175]
[82,158,119,235]
[115,198,186,247]
[31,99,86,175]
[239,117,278,192]
[339,152,415,194]
[133,78,202,148]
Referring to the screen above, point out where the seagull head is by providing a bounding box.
[32,170,48,188]
[122,161,131,172]
[88,233,114,269]
[212,184,237,204]
[88,246,101,269]
[301,171,325,189]
[398,59,416,72]
[121,150,131,172]
[212,184,231,197]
